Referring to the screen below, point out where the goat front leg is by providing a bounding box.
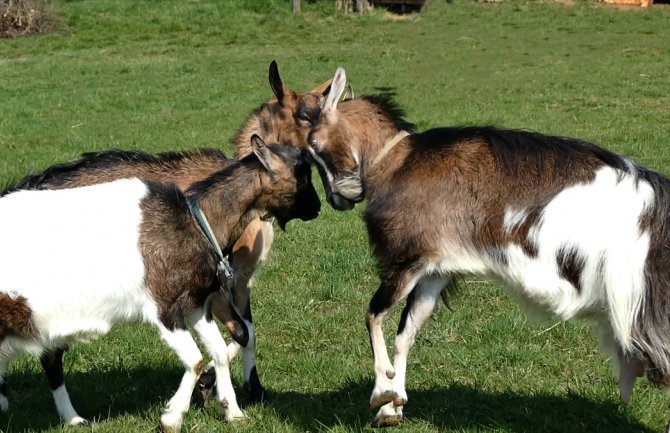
[194,219,270,406]
[189,307,245,422]
[233,218,270,404]
[367,270,419,411]
[40,348,87,425]
[156,324,205,432]
[232,282,266,404]
[194,290,265,407]
[211,284,266,403]
[373,275,446,427]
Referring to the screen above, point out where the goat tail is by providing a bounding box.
[439,275,462,312]
[629,273,670,388]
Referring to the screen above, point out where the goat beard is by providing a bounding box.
[333,173,364,202]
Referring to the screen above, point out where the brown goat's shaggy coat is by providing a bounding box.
[308,67,670,428]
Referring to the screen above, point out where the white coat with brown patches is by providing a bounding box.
[307,67,670,428]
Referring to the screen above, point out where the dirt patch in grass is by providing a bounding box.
[0,0,57,38]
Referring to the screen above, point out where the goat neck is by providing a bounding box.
[338,99,408,188]
[186,158,264,254]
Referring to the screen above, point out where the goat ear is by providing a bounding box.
[269,60,288,105]
[343,83,354,101]
[321,67,347,113]
[251,134,276,178]
[311,79,332,97]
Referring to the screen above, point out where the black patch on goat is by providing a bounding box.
[295,101,321,127]
[2,148,229,195]
[397,289,418,336]
[40,348,66,390]
[556,246,585,293]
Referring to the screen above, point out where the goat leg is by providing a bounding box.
[40,347,87,425]
[190,292,248,408]
[210,290,249,347]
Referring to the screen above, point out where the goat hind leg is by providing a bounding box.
[393,276,445,407]
[40,348,87,425]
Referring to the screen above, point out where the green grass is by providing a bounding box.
[1,0,670,431]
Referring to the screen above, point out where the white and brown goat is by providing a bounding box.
[0,136,320,430]
[5,60,331,415]
[308,68,670,427]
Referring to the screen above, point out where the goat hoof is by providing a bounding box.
[67,416,88,426]
[191,367,216,407]
[385,369,395,379]
[372,413,403,428]
[159,412,183,433]
[245,382,268,405]
[226,411,248,423]
[221,403,247,423]
[370,390,396,409]
[372,403,403,428]
[245,368,268,406]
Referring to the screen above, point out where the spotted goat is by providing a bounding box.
[0,136,320,430]
[2,60,331,418]
[308,67,670,427]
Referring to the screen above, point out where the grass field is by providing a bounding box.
[1,0,670,432]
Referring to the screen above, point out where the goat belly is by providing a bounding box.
[0,178,150,344]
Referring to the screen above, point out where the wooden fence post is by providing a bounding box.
[292,0,301,13]
[355,0,372,12]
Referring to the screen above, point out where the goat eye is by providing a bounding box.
[309,138,318,149]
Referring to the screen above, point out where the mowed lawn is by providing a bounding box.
[1,0,670,432]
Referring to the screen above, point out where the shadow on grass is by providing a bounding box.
[266,379,657,433]
[0,368,658,433]
[0,365,183,431]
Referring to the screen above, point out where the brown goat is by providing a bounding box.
[2,61,330,416]
[308,67,670,428]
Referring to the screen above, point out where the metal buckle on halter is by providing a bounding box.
[216,258,235,293]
